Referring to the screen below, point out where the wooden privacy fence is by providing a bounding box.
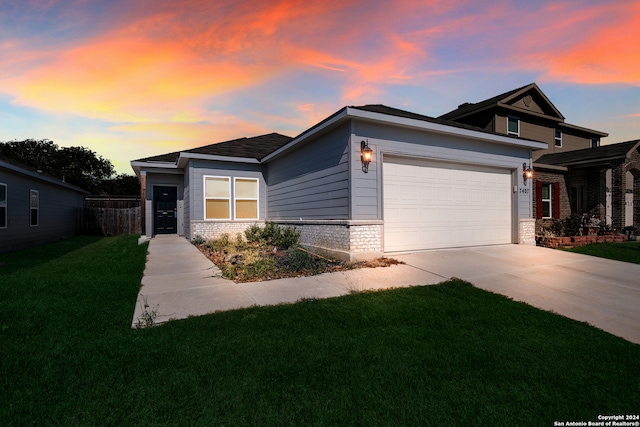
[79,207,141,236]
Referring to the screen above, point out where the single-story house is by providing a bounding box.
[0,158,88,253]
[132,105,546,260]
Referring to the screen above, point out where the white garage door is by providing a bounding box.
[384,157,513,252]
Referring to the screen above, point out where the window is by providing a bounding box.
[234,178,258,220]
[30,189,39,227]
[203,176,259,220]
[507,116,519,136]
[536,181,560,220]
[555,129,562,147]
[204,177,230,219]
[541,184,552,218]
[0,183,6,228]
[591,138,600,148]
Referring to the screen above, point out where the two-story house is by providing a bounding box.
[439,83,639,233]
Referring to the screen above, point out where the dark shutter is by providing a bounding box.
[535,180,543,219]
[553,182,561,219]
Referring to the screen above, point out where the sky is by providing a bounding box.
[1,0,639,175]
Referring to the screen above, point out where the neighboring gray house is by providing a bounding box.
[131,105,546,260]
[0,158,88,253]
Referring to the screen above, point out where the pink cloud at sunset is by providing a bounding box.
[520,1,640,86]
[0,0,638,173]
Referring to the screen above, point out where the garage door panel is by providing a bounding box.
[384,159,512,252]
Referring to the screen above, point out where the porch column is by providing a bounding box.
[611,160,626,230]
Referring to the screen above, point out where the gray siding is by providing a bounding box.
[183,165,191,239]
[143,170,184,237]
[189,160,266,221]
[352,120,533,221]
[267,123,350,220]
[0,168,85,253]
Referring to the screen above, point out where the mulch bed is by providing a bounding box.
[195,244,403,283]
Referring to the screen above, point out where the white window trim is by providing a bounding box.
[507,116,520,136]
[0,183,7,229]
[591,138,600,148]
[30,189,39,227]
[203,176,231,220]
[542,183,552,219]
[555,129,562,147]
[233,177,259,220]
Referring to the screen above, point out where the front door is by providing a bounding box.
[153,186,178,235]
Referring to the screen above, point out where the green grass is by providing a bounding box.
[566,241,640,264]
[1,236,639,426]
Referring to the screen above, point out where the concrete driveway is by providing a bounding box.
[395,245,640,345]
[134,237,640,345]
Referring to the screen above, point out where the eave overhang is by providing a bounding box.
[347,107,547,151]
[1,159,89,194]
[263,106,547,163]
[176,152,259,168]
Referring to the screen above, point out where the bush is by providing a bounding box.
[543,213,584,237]
[244,222,300,249]
[205,234,231,252]
[278,246,330,275]
[241,258,278,281]
[563,213,582,237]
[191,235,206,245]
[244,224,263,244]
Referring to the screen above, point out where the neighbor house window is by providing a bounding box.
[234,178,258,220]
[0,183,6,228]
[507,116,519,136]
[204,177,230,219]
[536,181,560,220]
[541,184,552,218]
[555,129,562,147]
[591,138,600,148]
[30,189,39,227]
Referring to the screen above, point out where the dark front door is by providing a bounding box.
[153,186,178,235]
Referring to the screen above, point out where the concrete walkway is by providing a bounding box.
[132,236,640,345]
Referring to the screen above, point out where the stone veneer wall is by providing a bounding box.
[274,220,383,261]
[190,220,383,260]
[518,218,536,245]
[191,220,265,241]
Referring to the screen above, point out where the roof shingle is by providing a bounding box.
[536,140,640,166]
[134,132,293,163]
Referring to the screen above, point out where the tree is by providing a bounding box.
[0,139,135,195]
[101,174,140,196]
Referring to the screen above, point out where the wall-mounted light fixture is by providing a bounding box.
[523,162,533,184]
[361,140,373,173]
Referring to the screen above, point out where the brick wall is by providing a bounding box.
[532,169,570,233]
[518,218,536,245]
[190,219,384,261]
[276,220,383,261]
[191,220,265,241]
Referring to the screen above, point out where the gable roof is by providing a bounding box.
[263,104,547,163]
[439,82,565,121]
[351,104,479,130]
[132,103,548,172]
[134,133,293,164]
[536,140,640,166]
[0,157,89,194]
[350,104,547,137]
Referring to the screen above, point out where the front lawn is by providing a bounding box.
[566,241,640,264]
[1,235,638,425]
